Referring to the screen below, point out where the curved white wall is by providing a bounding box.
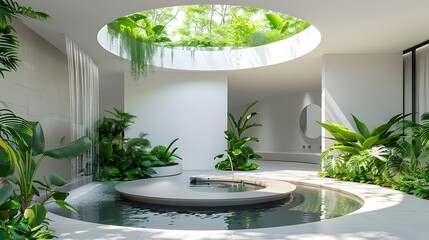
[124,71,227,170]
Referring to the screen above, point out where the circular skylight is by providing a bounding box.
[97,5,321,78]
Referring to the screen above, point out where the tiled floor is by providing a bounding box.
[49,161,429,240]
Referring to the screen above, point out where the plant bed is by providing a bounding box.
[151,162,182,177]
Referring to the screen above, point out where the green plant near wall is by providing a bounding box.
[0,109,91,239]
[215,100,262,171]
[150,138,182,167]
[0,0,50,78]
[388,113,429,199]
[96,108,182,181]
[318,113,407,183]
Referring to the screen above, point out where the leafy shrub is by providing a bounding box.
[319,114,407,183]
[150,138,182,167]
[215,100,262,171]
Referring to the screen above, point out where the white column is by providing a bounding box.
[124,71,227,170]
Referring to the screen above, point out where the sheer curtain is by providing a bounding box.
[66,37,99,180]
[416,45,429,121]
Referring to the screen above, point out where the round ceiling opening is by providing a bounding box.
[97,5,321,78]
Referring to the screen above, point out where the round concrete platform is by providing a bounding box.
[115,174,296,206]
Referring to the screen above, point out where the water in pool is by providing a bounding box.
[47,182,362,230]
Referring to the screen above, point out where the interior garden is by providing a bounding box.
[1,0,429,239]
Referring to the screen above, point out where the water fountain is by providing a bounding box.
[114,174,296,207]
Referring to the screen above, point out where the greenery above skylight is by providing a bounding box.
[108,5,310,49]
[106,5,311,79]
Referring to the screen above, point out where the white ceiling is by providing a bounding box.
[15,0,429,108]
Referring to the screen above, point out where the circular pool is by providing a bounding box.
[47,181,362,230]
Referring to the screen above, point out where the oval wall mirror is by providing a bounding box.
[299,104,321,139]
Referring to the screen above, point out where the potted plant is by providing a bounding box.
[150,138,182,177]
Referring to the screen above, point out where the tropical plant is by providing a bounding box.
[406,112,429,145]
[388,140,429,179]
[0,0,50,78]
[391,166,429,199]
[150,138,182,167]
[0,109,91,239]
[318,114,408,183]
[97,132,156,181]
[318,114,407,155]
[215,100,262,171]
[96,108,183,181]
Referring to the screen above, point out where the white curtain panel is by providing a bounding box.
[66,37,99,180]
[416,45,429,121]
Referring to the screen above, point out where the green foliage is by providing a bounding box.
[215,100,262,171]
[0,109,90,239]
[96,108,182,181]
[391,167,429,199]
[107,13,170,80]
[0,0,50,78]
[319,112,429,200]
[106,5,311,78]
[97,132,155,181]
[319,114,407,183]
[150,138,182,166]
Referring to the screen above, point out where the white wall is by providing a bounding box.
[322,54,403,149]
[99,73,124,116]
[124,71,227,170]
[230,91,321,153]
[0,20,71,180]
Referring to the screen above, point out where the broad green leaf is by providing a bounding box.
[232,149,242,156]
[0,146,14,177]
[266,13,283,29]
[22,121,45,155]
[24,204,46,228]
[44,173,68,187]
[362,135,380,150]
[329,145,361,155]
[0,184,13,205]
[152,25,165,35]
[318,121,361,142]
[43,136,91,160]
[55,200,78,214]
[224,130,237,141]
[31,229,56,239]
[108,167,120,176]
[280,22,290,33]
[52,192,69,201]
[128,14,147,22]
[352,114,370,138]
